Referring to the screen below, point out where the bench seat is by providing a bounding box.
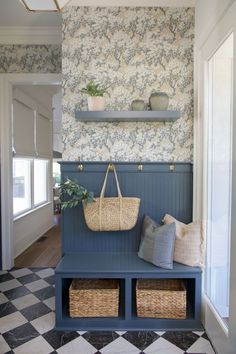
[56,252,201,276]
[55,252,202,331]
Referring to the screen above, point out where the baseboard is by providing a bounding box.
[14,221,55,259]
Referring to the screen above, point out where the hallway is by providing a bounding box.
[15,215,61,268]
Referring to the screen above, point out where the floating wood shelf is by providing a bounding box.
[75,110,181,122]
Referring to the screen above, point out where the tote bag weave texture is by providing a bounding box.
[83,164,140,231]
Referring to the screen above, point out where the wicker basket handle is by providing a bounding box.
[100,164,122,198]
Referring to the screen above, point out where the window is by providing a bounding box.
[53,160,61,187]
[34,160,48,205]
[13,159,31,215]
[13,158,49,217]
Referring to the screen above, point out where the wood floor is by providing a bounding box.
[15,214,61,268]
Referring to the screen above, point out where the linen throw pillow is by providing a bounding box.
[138,215,176,270]
[163,214,205,267]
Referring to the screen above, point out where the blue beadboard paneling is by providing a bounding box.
[59,162,193,254]
[55,162,202,332]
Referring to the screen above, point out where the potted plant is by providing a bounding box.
[59,178,94,209]
[81,81,108,111]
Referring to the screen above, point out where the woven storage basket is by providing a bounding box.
[69,279,119,318]
[136,279,186,319]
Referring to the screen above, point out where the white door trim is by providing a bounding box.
[0,73,61,270]
[194,1,236,353]
[193,3,236,221]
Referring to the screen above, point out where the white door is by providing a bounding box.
[201,2,236,353]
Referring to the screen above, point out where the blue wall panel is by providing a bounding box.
[60,162,193,254]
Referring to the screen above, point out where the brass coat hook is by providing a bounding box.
[108,163,114,172]
[78,164,84,172]
[138,164,143,171]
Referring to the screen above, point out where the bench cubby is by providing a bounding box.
[55,162,202,331]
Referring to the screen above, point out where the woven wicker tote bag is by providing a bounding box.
[83,164,141,231]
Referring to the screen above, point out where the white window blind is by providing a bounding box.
[13,97,35,157]
[36,109,52,158]
[12,88,52,158]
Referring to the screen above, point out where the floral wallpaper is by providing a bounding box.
[63,7,194,162]
[0,45,61,73]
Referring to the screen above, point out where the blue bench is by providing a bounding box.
[55,162,202,331]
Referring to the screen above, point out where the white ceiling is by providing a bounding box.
[0,0,61,27]
[70,0,197,7]
[0,0,196,28]
[18,85,60,109]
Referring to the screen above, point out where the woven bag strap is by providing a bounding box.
[113,165,123,230]
[119,196,122,231]
[100,164,122,198]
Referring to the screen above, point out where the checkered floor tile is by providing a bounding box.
[0,268,216,354]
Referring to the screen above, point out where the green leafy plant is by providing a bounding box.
[81,81,108,97]
[59,178,94,209]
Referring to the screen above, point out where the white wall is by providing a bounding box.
[14,204,54,257]
[195,0,234,49]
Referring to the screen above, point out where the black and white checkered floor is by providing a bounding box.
[0,268,215,354]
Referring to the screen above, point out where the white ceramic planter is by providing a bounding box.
[88,96,105,111]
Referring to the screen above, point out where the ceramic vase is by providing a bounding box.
[131,99,147,111]
[149,92,169,111]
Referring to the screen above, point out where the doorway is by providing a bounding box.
[0,74,61,270]
[199,2,236,353]
[206,32,233,329]
[12,84,62,268]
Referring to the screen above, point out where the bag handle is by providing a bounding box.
[100,163,122,198]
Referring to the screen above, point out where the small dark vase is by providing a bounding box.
[131,99,147,111]
[149,92,169,111]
